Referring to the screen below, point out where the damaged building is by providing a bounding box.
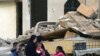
[0,0,100,56]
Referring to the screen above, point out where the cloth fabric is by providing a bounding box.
[25,35,39,56]
[52,52,65,56]
[11,48,18,56]
[25,42,39,56]
[36,47,46,56]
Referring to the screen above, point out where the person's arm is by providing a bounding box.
[16,44,20,52]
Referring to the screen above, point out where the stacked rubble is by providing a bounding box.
[59,4,100,36]
[42,5,100,54]
[0,38,10,47]
[16,3,100,42]
[16,22,59,42]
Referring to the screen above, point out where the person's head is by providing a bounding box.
[56,46,65,55]
[37,42,42,47]
[36,42,45,50]
[37,35,45,42]
[28,35,37,43]
[13,42,18,48]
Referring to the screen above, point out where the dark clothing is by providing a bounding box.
[25,35,39,56]
[25,42,39,56]
[44,50,50,56]
[11,48,18,56]
[25,35,49,56]
[25,43,38,56]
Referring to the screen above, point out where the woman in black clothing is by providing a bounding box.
[36,36,50,56]
[25,35,39,56]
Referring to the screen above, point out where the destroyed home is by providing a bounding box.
[0,0,100,56]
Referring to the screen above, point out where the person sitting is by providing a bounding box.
[11,42,19,56]
[52,46,66,56]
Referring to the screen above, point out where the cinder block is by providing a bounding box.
[77,4,96,18]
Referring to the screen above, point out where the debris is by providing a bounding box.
[0,38,10,47]
[59,14,78,28]
[90,5,98,12]
[42,29,67,39]
[77,4,97,18]
[93,19,100,29]
[16,35,31,42]
[64,31,76,39]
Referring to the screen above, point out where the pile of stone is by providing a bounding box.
[16,21,63,42]
[0,38,10,47]
[16,3,100,42]
[59,3,100,36]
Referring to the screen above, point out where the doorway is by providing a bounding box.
[16,2,22,37]
[64,0,80,14]
[30,0,47,27]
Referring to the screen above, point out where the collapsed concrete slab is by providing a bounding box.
[77,4,97,19]
[67,11,100,34]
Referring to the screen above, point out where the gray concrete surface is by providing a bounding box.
[0,46,11,56]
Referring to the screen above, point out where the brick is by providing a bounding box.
[77,4,96,18]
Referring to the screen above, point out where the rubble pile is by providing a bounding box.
[93,19,100,29]
[16,3,100,42]
[16,35,31,42]
[15,3,100,55]
[0,38,10,47]
[60,12,100,33]
[77,4,97,18]
[37,25,55,35]
[16,22,61,42]
[59,4,100,36]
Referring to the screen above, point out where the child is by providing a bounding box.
[36,42,46,56]
[11,42,19,56]
[52,46,66,56]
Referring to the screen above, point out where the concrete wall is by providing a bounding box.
[47,0,86,22]
[0,2,16,40]
[98,0,100,18]
[48,0,64,22]
[22,0,30,34]
[79,0,98,8]
[48,0,99,22]
[21,0,99,34]
[86,0,98,6]
[79,0,86,5]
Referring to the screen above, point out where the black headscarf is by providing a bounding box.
[28,35,36,43]
[57,46,66,55]
[37,35,45,42]
[25,35,39,56]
